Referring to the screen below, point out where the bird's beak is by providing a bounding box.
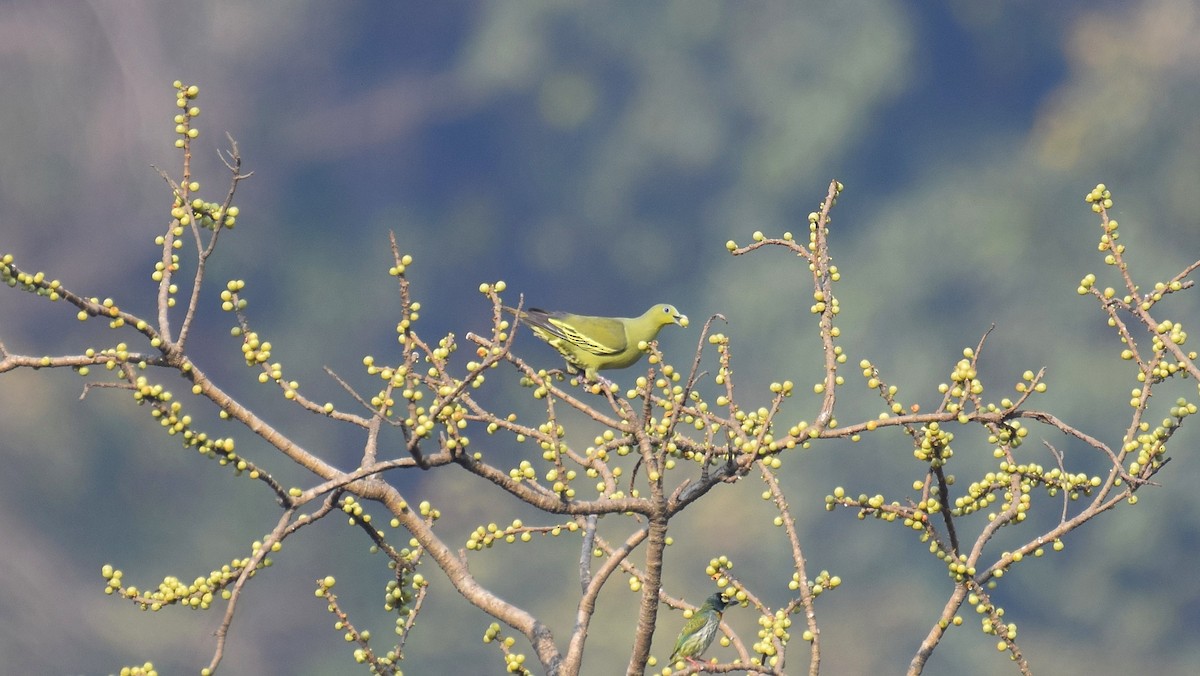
[676,313,689,328]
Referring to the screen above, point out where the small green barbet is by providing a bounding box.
[668,592,734,667]
[505,303,688,381]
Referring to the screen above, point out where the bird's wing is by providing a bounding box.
[670,611,712,659]
[528,310,628,357]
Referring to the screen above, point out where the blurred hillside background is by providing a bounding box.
[2,1,1200,674]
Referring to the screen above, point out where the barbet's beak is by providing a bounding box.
[676,313,689,328]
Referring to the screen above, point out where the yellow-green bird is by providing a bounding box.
[505,303,688,381]
[669,592,733,666]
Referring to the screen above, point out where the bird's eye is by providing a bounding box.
[663,307,671,314]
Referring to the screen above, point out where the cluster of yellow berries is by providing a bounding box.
[220,279,248,313]
[944,553,977,583]
[239,330,272,368]
[465,518,576,551]
[1150,319,1189,364]
[482,623,532,674]
[1082,184,1128,268]
[191,198,239,231]
[65,342,131,377]
[383,572,420,615]
[379,541,426,647]
[1013,369,1047,395]
[914,422,954,465]
[988,419,1030,449]
[0,255,64,304]
[946,354,984,399]
[130,367,247,471]
[396,301,422,340]
[478,279,507,295]
[968,590,1018,645]
[822,486,902,522]
[1125,411,1180,476]
[102,548,271,612]
[150,247,181,284]
[172,81,201,148]
[753,609,788,660]
[807,569,841,596]
[341,495,376,526]
[858,358,911,421]
[951,476,1002,517]
[315,577,401,669]
[388,253,414,277]
[1083,183,1113,212]
[809,288,841,318]
[229,304,295,402]
[705,555,734,584]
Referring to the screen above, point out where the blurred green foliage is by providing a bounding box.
[2,2,1199,674]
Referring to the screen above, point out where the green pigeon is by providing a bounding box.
[668,592,733,667]
[505,303,688,381]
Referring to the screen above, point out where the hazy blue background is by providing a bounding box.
[2,1,1200,674]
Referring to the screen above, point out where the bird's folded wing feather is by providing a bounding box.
[534,312,627,356]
